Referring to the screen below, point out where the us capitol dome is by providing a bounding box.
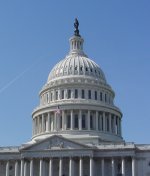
[32,19,123,144]
[0,19,150,176]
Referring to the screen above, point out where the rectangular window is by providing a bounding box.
[100,92,103,101]
[88,90,91,99]
[82,89,85,99]
[74,114,79,129]
[95,91,97,100]
[68,90,71,99]
[61,90,64,99]
[75,89,78,98]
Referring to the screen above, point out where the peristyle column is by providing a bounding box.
[88,110,90,130]
[96,111,98,130]
[103,112,106,131]
[109,113,112,133]
[71,110,73,130]
[79,110,82,130]
[47,112,51,132]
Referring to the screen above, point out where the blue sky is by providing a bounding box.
[0,0,150,146]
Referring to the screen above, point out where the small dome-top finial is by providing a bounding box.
[74,18,80,37]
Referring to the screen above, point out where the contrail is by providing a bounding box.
[0,56,47,94]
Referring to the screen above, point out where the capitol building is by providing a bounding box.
[0,19,150,176]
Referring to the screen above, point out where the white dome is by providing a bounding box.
[47,54,106,83]
[32,27,123,144]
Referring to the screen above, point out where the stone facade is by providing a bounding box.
[0,21,150,176]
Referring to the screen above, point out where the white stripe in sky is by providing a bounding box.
[0,55,49,94]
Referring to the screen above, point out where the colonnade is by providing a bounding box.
[32,110,121,137]
[4,157,136,176]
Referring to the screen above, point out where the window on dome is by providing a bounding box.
[86,67,88,71]
[56,91,58,100]
[88,90,91,99]
[77,42,79,49]
[107,117,109,131]
[60,115,62,129]
[75,66,78,70]
[81,89,85,99]
[95,91,97,100]
[61,90,64,99]
[67,115,71,129]
[74,114,79,129]
[95,70,97,73]
[101,116,103,131]
[68,90,71,99]
[80,66,83,71]
[105,93,107,102]
[75,89,78,98]
[82,114,86,129]
[46,93,49,103]
[100,92,103,101]
[90,68,93,72]
[50,92,53,101]
[44,116,46,131]
[69,66,72,74]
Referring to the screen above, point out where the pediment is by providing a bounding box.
[20,135,89,151]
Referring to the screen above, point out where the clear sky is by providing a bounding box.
[0,0,150,146]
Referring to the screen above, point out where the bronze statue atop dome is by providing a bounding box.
[74,18,80,36]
